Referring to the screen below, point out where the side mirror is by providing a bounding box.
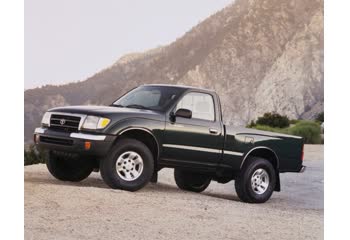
[175,108,192,119]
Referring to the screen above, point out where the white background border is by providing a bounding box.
[0,0,24,238]
[324,0,350,239]
[1,0,350,239]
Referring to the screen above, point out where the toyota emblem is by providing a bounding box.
[60,119,66,125]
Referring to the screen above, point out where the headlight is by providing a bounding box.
[41,112,51,127]
[82,116,110,130]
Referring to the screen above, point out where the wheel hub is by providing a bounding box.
[251,168,270,195]
[116,151,143,181]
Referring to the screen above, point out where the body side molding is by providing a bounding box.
[163,144,222,154]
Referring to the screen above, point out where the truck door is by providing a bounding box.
[162,91,223,167]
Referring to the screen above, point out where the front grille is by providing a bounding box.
[40,136,73,146]
[49,114,81,133]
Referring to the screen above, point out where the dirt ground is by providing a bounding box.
[24,145,323,240]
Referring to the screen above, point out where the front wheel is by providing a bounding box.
[235,157,276,203]
[46,151,94,182]
[99,138,154,191]
[174,169,211,193]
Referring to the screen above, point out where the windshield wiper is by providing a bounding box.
[125,104,150,110]
[112,104,125,108]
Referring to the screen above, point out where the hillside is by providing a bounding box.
[24,0,324,142]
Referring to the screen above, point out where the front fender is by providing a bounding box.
[106,117,165,145]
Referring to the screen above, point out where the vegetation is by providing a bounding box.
[253,125,289,134]
[248,112,323,144]
[315,112,324,122]
[289,119,299,124]
[255,112,290,128]
[24,145,47,166]
[253,121,322,144]
[247,120,257,128]
[288,121,322,144]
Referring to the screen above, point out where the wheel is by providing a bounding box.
[99,138,154,191]
[235,157,276,203]
[174,169,211,193]
[46,151,94,182]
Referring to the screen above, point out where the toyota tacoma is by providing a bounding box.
[34,84,305,203]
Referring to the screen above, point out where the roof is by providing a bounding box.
[142,84,215,92]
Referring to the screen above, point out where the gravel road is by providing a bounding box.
[24,145,323,240]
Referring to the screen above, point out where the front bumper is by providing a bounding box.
[34,127,116,156]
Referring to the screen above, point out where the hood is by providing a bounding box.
[48,105,163,121]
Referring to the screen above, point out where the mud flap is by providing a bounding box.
[150,171,158,183]
[274,172,281,192]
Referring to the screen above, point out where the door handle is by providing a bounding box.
[209,128,218,134]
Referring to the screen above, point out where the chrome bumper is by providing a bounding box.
[34,127,106,141]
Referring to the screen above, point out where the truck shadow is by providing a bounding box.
[25,173,242,202]
[25,173,110,189]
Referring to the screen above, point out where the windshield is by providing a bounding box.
[112,86,185,111]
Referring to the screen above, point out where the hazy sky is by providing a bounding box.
[25,0,232,89]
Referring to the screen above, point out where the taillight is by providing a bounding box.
[301,144,304,161]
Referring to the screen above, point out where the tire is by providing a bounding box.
[46,151,94,182]
[99,138,154,191]
[174,169,211,193]
[235,157,276,203]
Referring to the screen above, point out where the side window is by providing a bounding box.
[176,92,215,121]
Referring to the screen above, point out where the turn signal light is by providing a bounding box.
[85,141,91,150]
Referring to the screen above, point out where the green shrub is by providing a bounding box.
[24,145,47,166]
[289,119,299,124]
[256,112,290,128]
[251,120,322,144]
[315,112,324,122]
[288,121,322,144]
[253,125,289,134]
[246,120,256,128]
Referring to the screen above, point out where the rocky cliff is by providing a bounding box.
[24,0,324,142]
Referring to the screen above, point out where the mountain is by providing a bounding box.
[24,0,324,142]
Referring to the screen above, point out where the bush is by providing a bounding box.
[251,120,322,144]
[288,121,322,144]
[289,119,299,125]
[253,125,289,134]
[246,120,256,128]
[256,112,290,128]
[315,112,324,122]
[24,145,47,166]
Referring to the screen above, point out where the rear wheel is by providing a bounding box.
[46,151,94,182]
[99,138,154,191]
[174,169,211,193]
[235,157,276,203]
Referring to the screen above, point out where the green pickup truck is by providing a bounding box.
[34,84,305,203]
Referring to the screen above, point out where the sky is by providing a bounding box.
[25,0,232,89]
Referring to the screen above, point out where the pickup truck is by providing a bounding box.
[34,84,305,203]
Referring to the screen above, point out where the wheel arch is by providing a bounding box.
[240,146,281,191]
[116,127,160,164]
